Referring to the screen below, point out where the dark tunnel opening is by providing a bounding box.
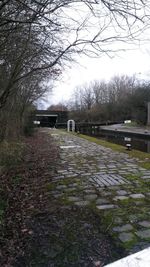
[36,115,57,127]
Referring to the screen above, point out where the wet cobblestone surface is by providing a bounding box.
[49,129,150,254]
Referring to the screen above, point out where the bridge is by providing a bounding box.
[34,110,68,127]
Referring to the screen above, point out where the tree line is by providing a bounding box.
[68,75,150,125]
[0,0,149,140]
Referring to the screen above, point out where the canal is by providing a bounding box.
[98,132,150,153]
[77,124,150,153]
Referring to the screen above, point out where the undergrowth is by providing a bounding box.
[0,141,24,167]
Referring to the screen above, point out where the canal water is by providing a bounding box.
[98,132,150,153]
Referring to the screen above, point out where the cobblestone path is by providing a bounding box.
[49,129,150,255]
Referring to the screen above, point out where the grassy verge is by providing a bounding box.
[70,133,150,169]
[0,141,24,226]
[54,129,150,164]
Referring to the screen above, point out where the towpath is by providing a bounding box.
[49,129,150,257]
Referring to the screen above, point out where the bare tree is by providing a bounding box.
[0,0,149,108]
[91,80,109,104]
[69,74,141,122]
[0,0,149,138]
[108,75,136,103]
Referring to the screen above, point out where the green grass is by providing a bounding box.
[140,161,150,169]
[79,134,125,152]
[125,174,141,182]
[77,133,150,163]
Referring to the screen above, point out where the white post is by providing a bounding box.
[67,120,70,132]
[67,120,75,132]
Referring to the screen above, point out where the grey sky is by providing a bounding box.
[44,1,150,107]
[47,44,150,106]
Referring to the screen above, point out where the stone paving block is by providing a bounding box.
[51,133,59,136]
[66,173,78,178]
[64,188,76,193]
[54,193,64,198]
[81,173,92,176]
[134,200,144,206]
[130,193,145,199]
[68,183,78,187]
[113,217,123,224]
[60,145,81,149]
[102,192,112,196]
[127,164,138,167]
[96,198,109,205]
[52,175,65,180]
[129,215,138,223]
[108,166,117,169]
[118,232,135,243]
[118,171,128,174]
[57,170,66,173]
[136,229,150,239]
[85,194,97,200]
[68,196,81,202]
[116,190,128,195]
[84,189,96,194]
[113,196,129,201]
[75,200,90,207]
[97,171,108,175]
[141,176,150,179]
[113,224,133,232]
[138,221,150,228]
[56,185,67,190]
[142,172,150,175]
[96,204,116,210]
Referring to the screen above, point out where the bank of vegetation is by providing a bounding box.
[68,75,150,125]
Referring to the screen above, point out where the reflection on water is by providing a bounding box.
[98,133,150,153]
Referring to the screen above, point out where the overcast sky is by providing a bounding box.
[41,2,150,108]
[46,45,150,107]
